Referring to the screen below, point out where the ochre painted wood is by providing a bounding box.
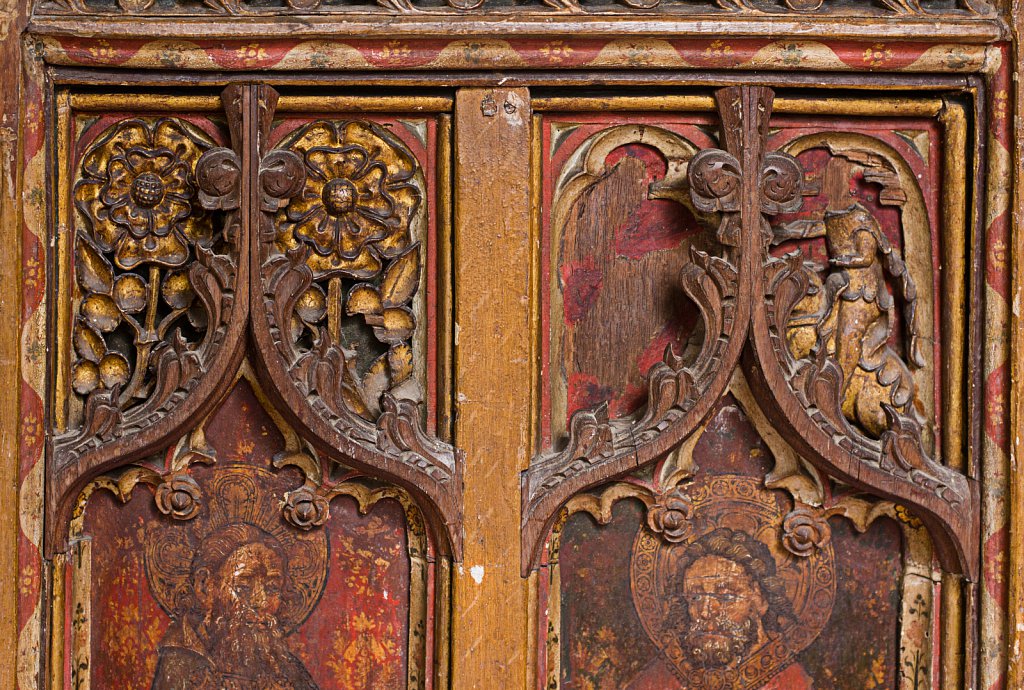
[451,87,533,689]
[0,2,28,688]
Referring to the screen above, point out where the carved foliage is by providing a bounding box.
[526,86,976,578]
[269,120,423,421]
[249,99,461,555]
[60,117,240,471]
[763,202,968,510]
[750,130,976,576]
[52,88,460,558]
[522,121,745,571]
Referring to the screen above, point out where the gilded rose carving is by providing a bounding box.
[277,120,419,280]
[270,120,425,419]
[68,117,233,417]
[75,119,213,271]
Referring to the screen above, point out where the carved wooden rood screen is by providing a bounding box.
[4,0,1018,688]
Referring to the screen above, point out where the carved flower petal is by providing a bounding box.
[177,213,214,246]
[73,319,107,363]
[126,149,176,176]
[342,120,417,178]
[286,182,327,223]
[375,306,415,343]
[109,201,153,239]
[153,119,208,167]
[306,146,364,183]
[343,212,392,256]
[383,182,421,225]
[306,247,382,280]
[75,237,114,294]
[346,283,383,316]
[352,163,394,218]
[80,120,152,180]
[325,147,369,182]
[115,232,190,270]
[102,157,134,204]
[161,162,193,198]
[150,197,192,238]
[71,360,100,396]
[98,352,131,390]
[293,211,338,257]
[75,189,124,251]
[371,224,410,260]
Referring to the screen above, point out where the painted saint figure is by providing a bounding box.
[628,528,813,689]
[151,522,319,690]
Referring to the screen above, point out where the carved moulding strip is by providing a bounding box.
[33,0,998,18]
[246,85,464,558]
[521,90,758,574]
[46,89,249,557]
[743,126,979,578]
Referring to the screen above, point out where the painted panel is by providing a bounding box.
[537,101,958,689]
[75,379,418,690]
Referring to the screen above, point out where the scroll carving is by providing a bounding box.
[49,110,247,556]
[247,87,462,556]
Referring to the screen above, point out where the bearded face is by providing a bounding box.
[679,555,769,669]
[201,541,293,681]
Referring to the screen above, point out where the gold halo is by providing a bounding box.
[144,464,329,634]
[630,474,836,690]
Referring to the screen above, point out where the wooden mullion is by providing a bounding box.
[451,87,533,690]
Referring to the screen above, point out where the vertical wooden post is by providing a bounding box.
[451,87,533,689]
[0,5,27,688]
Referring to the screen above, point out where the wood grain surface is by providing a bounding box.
[451,87,533,689]
[0,2,27,687]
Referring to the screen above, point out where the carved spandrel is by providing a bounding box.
[248,88,462,557]
[49,107,247,557]
[521,101,757,573]
[747,119,977,578]
[49,86,461,561]
[525,86,978,579]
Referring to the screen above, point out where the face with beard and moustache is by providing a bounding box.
[200,541,290,682]
[151,526,320,690]
[679,554,769,669]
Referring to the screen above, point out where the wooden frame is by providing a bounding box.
[0,4,1017,690]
